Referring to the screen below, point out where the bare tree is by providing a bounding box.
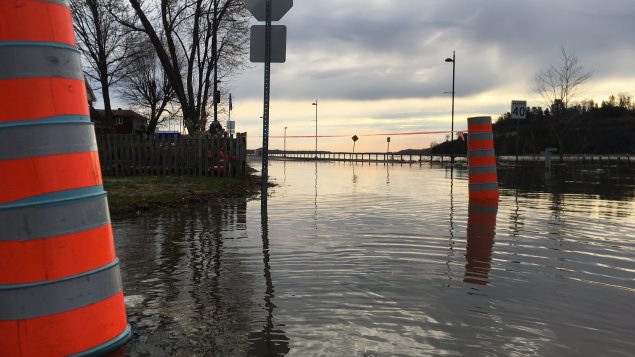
[535,47,593,156]
[535,47,593,109]
[71,0,135,128]
[117,0,249,134]
[119,38,177,135]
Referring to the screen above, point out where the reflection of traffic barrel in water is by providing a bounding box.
[467,117,499,202]
[0,1,130,355]
[464,202,498,285]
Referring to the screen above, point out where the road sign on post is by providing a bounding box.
[250,25,287,63]
[511,100,527,119]
[244,0,293,21]
[511,100,527,165]
[244,0,293,192]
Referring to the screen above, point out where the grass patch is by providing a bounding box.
[104,175,260,217]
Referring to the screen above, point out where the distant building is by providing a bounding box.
[91,109,148,135]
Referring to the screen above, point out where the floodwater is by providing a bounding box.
[113,159,635,356]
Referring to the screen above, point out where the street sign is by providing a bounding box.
[250,25,287,63]
[352,135,359,142]
[387,137,391,143]
[227,120,235,135]
[244,0,293,21]
[511,100,527,119]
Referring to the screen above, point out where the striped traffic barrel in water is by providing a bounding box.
[0,1,130,355]
[467,116,499,201]
[464,202,498,285]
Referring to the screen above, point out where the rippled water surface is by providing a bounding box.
[114,160,635,356]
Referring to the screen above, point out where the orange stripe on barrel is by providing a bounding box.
[468,156,496,166]
[467,123,492,133]
[469,190,499,201]
[468,140,494,151]
[0,225,116,285]
[469,173,498,184]
[0,151,102,203]
[0,292,127,357]
[0,78,88,123]
[0,1,76,45]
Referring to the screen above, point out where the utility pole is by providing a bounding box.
[312,100,318,158]
[213,0,219,124]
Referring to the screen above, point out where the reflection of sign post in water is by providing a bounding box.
[246,0,293,191]
[512,100,527,165]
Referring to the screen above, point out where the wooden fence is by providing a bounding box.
[95,134,247,177]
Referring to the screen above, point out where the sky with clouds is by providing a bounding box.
[162,0,635,151]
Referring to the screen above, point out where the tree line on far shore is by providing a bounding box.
[431,47,635,156]
[431,94,635,156]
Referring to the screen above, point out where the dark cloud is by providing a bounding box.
[233,0,635,101]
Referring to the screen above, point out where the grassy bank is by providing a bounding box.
[103,175,260,217]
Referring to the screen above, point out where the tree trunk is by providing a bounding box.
[101,78,114,131]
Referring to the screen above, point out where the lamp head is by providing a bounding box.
[445,58,454,63]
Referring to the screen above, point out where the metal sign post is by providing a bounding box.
[511,100,527,166]
[260,0,272,192]
[245,0,292,191]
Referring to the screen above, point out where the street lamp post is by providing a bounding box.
[445,51,456,164]
[312,100,318,159]
[284,126,287,157]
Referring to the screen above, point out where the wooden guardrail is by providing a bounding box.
[96,134,247,177]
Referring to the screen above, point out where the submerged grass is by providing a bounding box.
[103,174,261,217]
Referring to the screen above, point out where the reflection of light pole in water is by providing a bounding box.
[446,167,455,282]
[314,162,318,229]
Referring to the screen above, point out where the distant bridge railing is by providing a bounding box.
[267,151,634,165]
[268,151,464,164]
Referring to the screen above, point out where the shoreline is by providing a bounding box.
[104,174,262,218]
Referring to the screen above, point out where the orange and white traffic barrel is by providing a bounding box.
[0,1,130,355]
[467,116,499,202]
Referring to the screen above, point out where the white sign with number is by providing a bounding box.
[511,100,527,119]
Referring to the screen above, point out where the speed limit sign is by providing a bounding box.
[511,100,527,119]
